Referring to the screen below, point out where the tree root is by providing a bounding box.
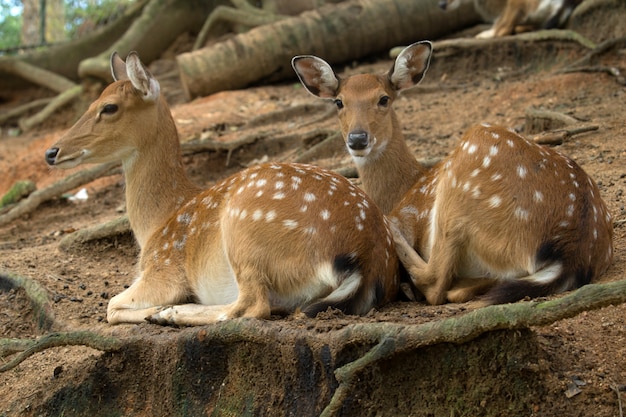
[0,57,77,93]
[390,29,597,58]
[0,98,52,125]
[0,270,58,332]
[0,331,123,373]
[193,0,287,51]
[19,85,84,131]
[556,37,626,85]
[58,215,132,253]
[1,277,624,416]
[320,279,626,416]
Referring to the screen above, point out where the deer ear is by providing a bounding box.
[292,56,339,99]
[124,51,161,102]
[388,41,433,91]
[110,51,128,82]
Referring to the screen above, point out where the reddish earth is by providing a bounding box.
[0,12,625,417]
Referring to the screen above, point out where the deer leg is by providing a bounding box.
[391,219,461,305]
[446,277,496,303]
[107,275,189,324]
[147,266,272,326]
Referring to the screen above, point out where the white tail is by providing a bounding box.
[438,0,582,38]
[45,52,399,325]
[292,41,613,305]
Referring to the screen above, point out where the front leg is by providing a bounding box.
[148,266,272,326]
[390,215,462,305]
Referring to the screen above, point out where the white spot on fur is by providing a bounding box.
[488,195,502,208]
[489,145,498,156]
[177,213,191,224]
[273,192,285,200]
[568,193,576,201]
[320,209,330,220]
[534,191,544,203]
[470,169,481,177]
[566,204,575,217]
[515,207,529,221]
[467,144,477,154]
[283,219,298,229]
[252,209,263,221]
[482,156,491,168]
[517,166,527,179]
[265,210,276,222]
[304,192,316,202]
[491,173,502,181]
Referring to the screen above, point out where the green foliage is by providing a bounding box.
[0,12,21,51]
[0,0,135,51]
[65,0,134,38]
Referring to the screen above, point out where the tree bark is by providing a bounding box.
[77,0,217,81]
[177,0,480,99]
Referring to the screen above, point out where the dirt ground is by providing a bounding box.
[1,12,626,417]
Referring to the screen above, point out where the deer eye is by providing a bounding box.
[101,104,118,115]
[334,99,344,110]
[378,96,390,107]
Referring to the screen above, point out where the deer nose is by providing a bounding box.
[347,131,370,150]
[45,148,59,165]
[438,0,448,9]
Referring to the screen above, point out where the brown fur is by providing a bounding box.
[45,52,399,325]
[293,41,613,305]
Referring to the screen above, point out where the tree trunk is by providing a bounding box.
[77,0,219,81]
[177,0,480,99]
[21,0,42,46]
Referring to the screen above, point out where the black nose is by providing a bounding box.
[347,131,369,150]
[438,0,448,9]
[45,148,59,165]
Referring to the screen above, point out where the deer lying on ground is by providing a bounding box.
[45,52,399,325]
[292,40,614,305]
[438,0,583,38]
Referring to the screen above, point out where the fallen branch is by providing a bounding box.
[0,162,119,227]
[532,125,600,146]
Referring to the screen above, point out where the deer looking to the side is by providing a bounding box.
[45,52,399,325]
[292,41,614,305]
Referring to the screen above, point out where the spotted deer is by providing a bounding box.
[438,0,583,38]
[45,52,399,325]
[292,41,613,305]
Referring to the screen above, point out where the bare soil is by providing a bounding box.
[1,21,625,417]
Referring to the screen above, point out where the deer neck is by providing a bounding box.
[122,104,201,249]
[354,115,426,214]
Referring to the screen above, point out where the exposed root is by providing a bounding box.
[0,331,123,373]
[0,270,58,331]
